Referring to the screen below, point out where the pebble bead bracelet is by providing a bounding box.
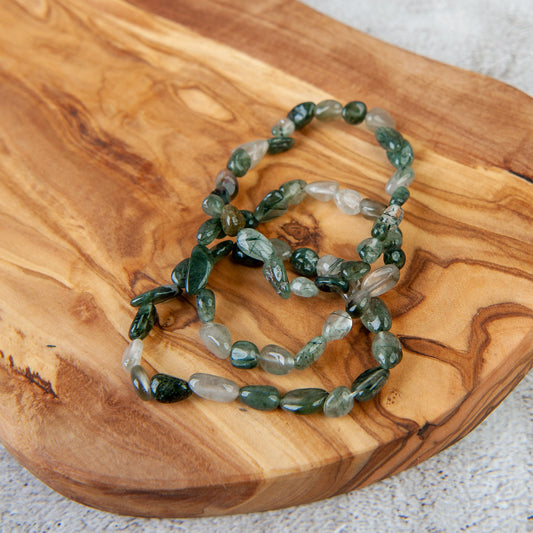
[122,100,415,417]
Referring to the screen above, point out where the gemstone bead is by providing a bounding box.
[233,140,268,170]
[240,209,259,229]
[130,284,181,307]
[387,140,414,169]
[279,179,307,205]
[316,254,344,276]
[271,117,295,137]
[259,344,294,375]
[214,169,239,200]
[314,276,349,293]
[287,102,316,130]
[342,101,367,125]
[315,99,343,121]
[365,107,395,133]
[171,258,189,288]
[360,264,400,297]
[294,336,327,369]
[375,127,404,152]
[150,374,192,403]
[122,339,143,372]
[210,240,234,263]
[323,386,354,417]
[322,310,353,341]
[372,331,403,369]
[236,228,275,262]
[351,367,390,401]
[270,238,292,260]
[340,260,371,282]
[201,193,225,217]
[267,136,295,155]
[196,218,223,246]
[384,247,406,269]
[262,254,290,299]
[290,276,319,297]
[357,237,383,263]
[383,227,403,249]
[220,204,246,236]
[360,198,387,219]
[239,385,281,411]
[290,247,319,276]
[131,365,153,401]
[199,322,232,359]
[196,288,216,323]
[390,186,410,206]
[385,167,415,195]
[361,297,392,333]
[129,303,157,340]
[334,188,362,215]
[280,388,328,415]
[345,289,371,318]
[230,340,260,369]
[227,148,251,177]
[189,373,239,402]
[231,243,263,267]
[305,180,339,202]
[254,190,289,222]
[185,244,214,295]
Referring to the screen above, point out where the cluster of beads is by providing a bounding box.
[122,100,415,417]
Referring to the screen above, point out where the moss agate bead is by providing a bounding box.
[365,108,395,133]
[294,335,327,369]
[386,167,415,195]
[315,99,343,121]
[201,193,225,217]
[387,140,414,169]
[314,276,349,293]
[239,385,280,411]
[240,209,259,229]
[351,367,390,401]
[340,260,370,282]
[345,289,371,318]
[185,244,214,295]
[342,101,367,125]
[130,284,181,307]
[383,227,403,250]
[262,254,290,299]
[281,388,328,415]
[267,136,295,155]
[254,190,288,222]
[383,247,406,269]
[131,365,153,401]
[290,247,319,276]
[171,258,189,288]
[372,331,403,369]
[196,218,223,246]
[279,179,307,205]
[231,243,263,267]
[234,140,269,170]
[199,322,232,359]
[230,341,260,369]
[259,344,294,375]
[227,148,251,177]
[357,237,383,263]
[189,373,239,402]
[129,303,157,340]
[323,386,354,417]
[361,297,392,333]
[220,204,246,236]
[210,240,234,263]
[214,169,239,200]
[196,288,216,323]
[290,276,319,297]
[150,373,192,403]
[271,117,295,137]
[375,127,404,152]
[390,186,410,206]
[287,101,316,130]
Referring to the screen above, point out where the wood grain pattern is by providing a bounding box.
[0,0,532,518]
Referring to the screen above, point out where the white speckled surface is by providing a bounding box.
[1,1,532,531]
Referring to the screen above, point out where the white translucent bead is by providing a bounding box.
[322,310,353,341]
[334,188,362,215]
[189,373,239,402]
[270,238,292,260]
[272,117,295,137]
[385,167,415,195]
[361,265,400,297]
[259,344,294,375]
[232,139,269,170]
[122,339,143,372]
[316,254,344,276]
[305,180,339,202]
[290,276,319,297]
[199,322,232,359]
[365,108,396,133]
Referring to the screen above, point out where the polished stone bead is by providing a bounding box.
[214,169,239,200]
[230,340,260,369]
[345,289,371,318]
[375,127,404,152]
[315,276,349,293]
[220,204,246,236]
[279,179,307,205]
[340,260,371,281]
[357,237,383,263]
[239,385,280,411]
[334,188,362,215]
[196,288,216,323]
[122,339,143,372]
[201,193,225,217]
[290,276,319,297]
[210,239,234,263]
[280,388,328,414]
[360,198,387,219]
[186,245,214,295]
[196,218,223,246]
[322,310,353,341]
[210,186,230,204]
[131,365,153,401]
[316,254,344,276]
[259,344,294,375]
[323,386,354,417]
[371,221,389,241]
[236,228,275,262]
[267,136,295,155]
[382,227,403,249]
[199,322,232,358]
[227,148,251,177]
[342,101,367,125]
[271,117,295,137]
[351,367,389,401]
[387,140,414,169]
[305,180,339,202]
[287,101,316,130]
[129,303,157,340]
[231,243,263,267]
[240,209,259,229]
[377,204,404,230]
[270,238,292,260]
[150,373,192,403]
[390,186,410,206]
[234,140,268,170]
[290,247,319,276]
[361,297,392,333]
[189,372,239,402]
[315,99,343,121]
[365,107,395,133]
[383,247,406,269]
[171,258,189,288]
[385,167,415,195]
[372,331,403,369]
[263,254,290,299]
[254,190,288,222]
[130,284,181,307]
[294,336,327,369]
[361,264,400,297]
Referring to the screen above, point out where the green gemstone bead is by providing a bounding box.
[371,221,389,241]
[240,209,259,229]
[290,247,319,276]
[236,228,275,262]
[357,237,383,263]
[390,186,410,206]
[196,288,216,323]
[214,169,239,200]
[323,386,354,417]
[130,284,181,307]
[372,331,403,369]
[279,179,307,205]
[387,140,414,169]
[197,218,223,246]
[230,341,260,369]
[287,102,316,130]
[383,227,403,249]
[361,297,392,333]
[351,367,390,401]
[128,303,157,340]
[263,254,290,299]
[171,258,189,288]
[375,127,404,152]
[227,147,251,177]
[281,388,328,415]
[201,193,225,217]
[150,373,192,403]
[342,101,367,125]
[294,336,327,369]
[185,244,214,295]
[315,99,343,121]
[314,276,349,293]
[220,204,246,237]
[340,260,371,282]
[254,190,288,222]
[210,240,234,263]
[239,385,280,411]
[231,243,263,268]
[267,136,295,155]
[383,247,406,269]
[345,290,371,318]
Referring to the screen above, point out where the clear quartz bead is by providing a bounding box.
[365,108,396,133]
[131,365,153,401]
[360,198,387,219]
[334,188,362,215]
[272,117,295,137]
[236,228,275,262]
[199,322,232,359]
[259,344,294,375]
[316,254,344,276]
[189,372,239,402]
[122,339,143,372]
[270,238,292,260]
[385,167,415,195]
[360,265,400,297]
[290,276,319,297]
[322,310,353,341]
[305,180,340,202]
[323,386,354,417]
[232,140,269,170]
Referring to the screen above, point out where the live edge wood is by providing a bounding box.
[0,0,532,519]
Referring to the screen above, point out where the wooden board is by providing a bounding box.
[0,0,532,518]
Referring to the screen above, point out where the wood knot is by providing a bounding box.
[70,292,99,323]
[280,219,320,248]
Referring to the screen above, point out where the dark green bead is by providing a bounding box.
[230,340,260,369]
[185,245,214,295]
[314,276,349,293]
[279,179,307,205]
[342,101,367,125]
[267,136,295,155]
[150,373,192,403]
[215,170,239,201]
[254,190,288,222]
[387,140,414,169]
[345,291,371,318]
[197,218,223,246]
[128,303,157,340]
[361,297,392,333]
[263,254,290,299]
[351,367,389,402]
[294,336,327,370]
[390,186,410,206]
[201,194,225,217]
[371,221,388,241]
[210,187,230,204]
[130,284,181,307]
[280,388,328,415]
[171,258,189,288]
[220,204,246,236]
[227,148,251,177]
[383,247,406,269]
[196,288,216,323]
[290,247,319,276]
[383,227,403,250]
[240,209,259,228]
[375,127,404,152]
[340,260,370,282]
[239,385,280,411]
[231,243,262,268]
[372,331,403,369]
[287,102,316,130]
[210,240,234,263]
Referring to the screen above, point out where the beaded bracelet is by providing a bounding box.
[122,100,415,417]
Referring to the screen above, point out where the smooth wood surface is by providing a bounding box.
[0,0,532,518]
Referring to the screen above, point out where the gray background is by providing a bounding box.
[1,1,531,532]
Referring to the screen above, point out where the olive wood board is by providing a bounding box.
[0,0,532,519]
